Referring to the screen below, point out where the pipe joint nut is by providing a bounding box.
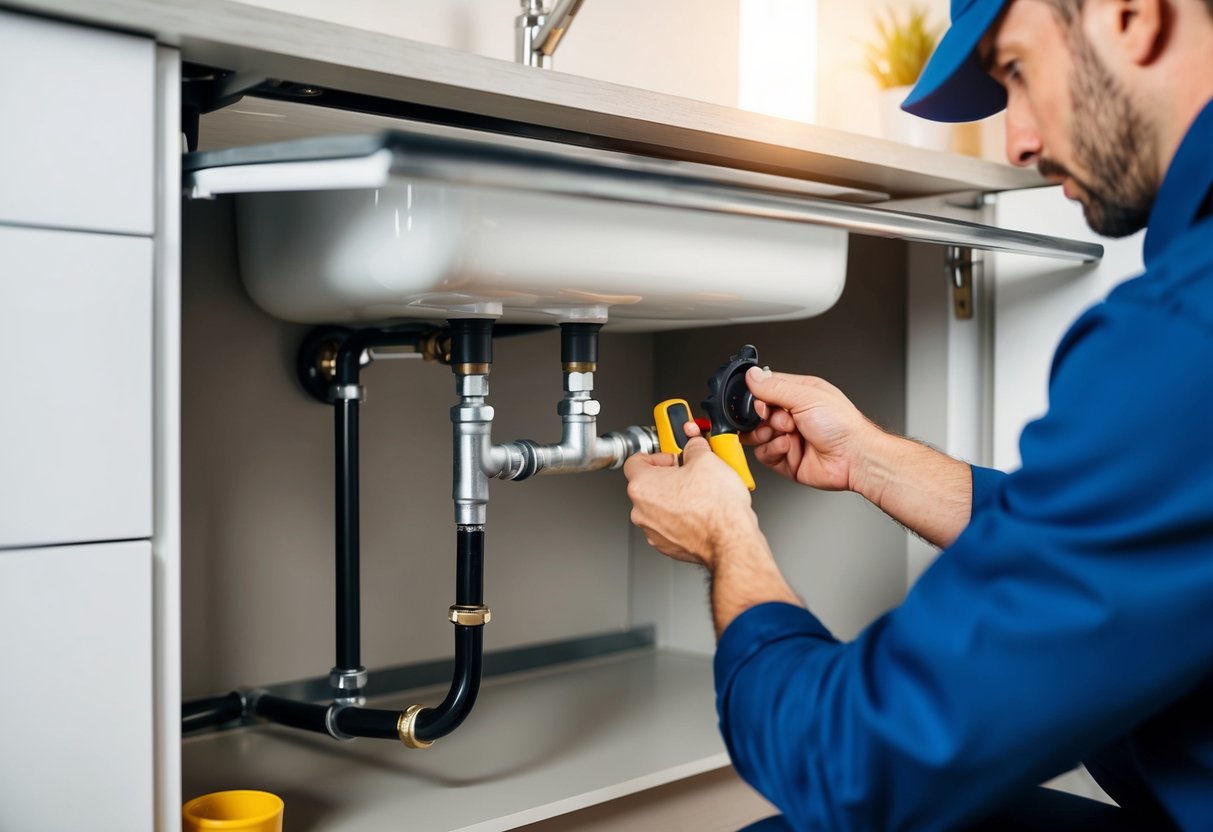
[329,666,368,692]
[449,604,492,626]
[557,398,601,417]
[398,704,435,749]
[455,374,491,398]
[452,404,495,423]
[328,384,366,402]
[564,371,595,393]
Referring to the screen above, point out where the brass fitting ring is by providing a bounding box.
[398,704,434,749]
[449,604,492,626]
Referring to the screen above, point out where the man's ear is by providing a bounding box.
[1084,0,1167,66]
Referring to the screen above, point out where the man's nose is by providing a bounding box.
[1004,93,1043,167]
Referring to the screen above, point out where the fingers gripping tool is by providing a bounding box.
[652,345,762,491]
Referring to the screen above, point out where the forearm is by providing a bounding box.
[851,430,974,548]
[708,514,801,638]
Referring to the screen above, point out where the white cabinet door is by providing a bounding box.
[0,541,153,832]
[0,10,154,235]
[990,186,1146,470]
[0,226,153,548]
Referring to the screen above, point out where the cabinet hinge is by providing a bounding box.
[946,246,979,320]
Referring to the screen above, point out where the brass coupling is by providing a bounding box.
[419,331,452,365]
[453,362,491,377]
[449,604,492,626]
[397,704,434,749]
[562,361,597,373]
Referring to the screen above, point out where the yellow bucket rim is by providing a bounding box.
[182,790,284,828]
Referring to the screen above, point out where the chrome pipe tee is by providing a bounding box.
[451,373,498,527]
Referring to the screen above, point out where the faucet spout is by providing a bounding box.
[516,0,586,68]
[534,0,586,58]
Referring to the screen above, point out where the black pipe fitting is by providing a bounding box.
[560,322,602,368]
[415,625,484,741]
[449,318,495,368]
[333,325,439,386]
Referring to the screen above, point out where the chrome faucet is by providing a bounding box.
[516,0,586,68]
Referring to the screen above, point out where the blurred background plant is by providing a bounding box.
[863,4,942,90]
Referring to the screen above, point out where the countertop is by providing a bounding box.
[4,0,1041,199]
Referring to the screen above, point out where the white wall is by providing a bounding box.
[233,0,741,108]
[233,0,1012,157]
[816,0,947,137]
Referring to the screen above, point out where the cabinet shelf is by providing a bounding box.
[182,649,728,832]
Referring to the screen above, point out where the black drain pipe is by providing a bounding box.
[251,321,493,747]
[255,525,486,745]
[184,323,545,743]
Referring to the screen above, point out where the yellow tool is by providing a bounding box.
[652,392,757,491]
[653,398,696,456]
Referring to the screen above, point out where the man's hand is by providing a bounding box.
[624,433,753,569]
[744,366,975,549]
[624,426,801,636]
[742,367,885,495]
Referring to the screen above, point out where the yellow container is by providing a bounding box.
[182,790,284,832]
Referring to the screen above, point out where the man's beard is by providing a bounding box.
[1041,29,1158,238]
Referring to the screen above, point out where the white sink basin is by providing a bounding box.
[188,133,850,331]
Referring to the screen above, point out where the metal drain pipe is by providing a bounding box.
[489,323,658,479]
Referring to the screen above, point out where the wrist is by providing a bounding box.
[704,505,763,571]
[847,422,899,507]
[709,529,801,638]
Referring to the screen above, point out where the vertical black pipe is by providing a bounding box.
[456,526,485,606]
[335,396,360,673]
[416,526,485,741]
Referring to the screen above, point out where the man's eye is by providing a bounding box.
[1002,60,1023,85]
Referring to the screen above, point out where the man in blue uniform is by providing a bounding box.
[624,0,1213,828]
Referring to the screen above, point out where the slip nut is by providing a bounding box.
[448,604,492,626]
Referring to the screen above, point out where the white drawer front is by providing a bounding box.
[0,226,153,548]
[0,10,154,234]
[0,541,154,832]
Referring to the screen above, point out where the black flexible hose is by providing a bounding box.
[181,691,245,734]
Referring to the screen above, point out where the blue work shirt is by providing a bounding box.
[715,98,1213,831]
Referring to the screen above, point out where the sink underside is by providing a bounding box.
[235,178,848,332]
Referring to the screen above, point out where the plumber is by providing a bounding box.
[624,0,1213,828]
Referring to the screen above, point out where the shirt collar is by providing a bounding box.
[1143,97,1213,266]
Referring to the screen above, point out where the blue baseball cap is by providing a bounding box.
[901,0,1012,122]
